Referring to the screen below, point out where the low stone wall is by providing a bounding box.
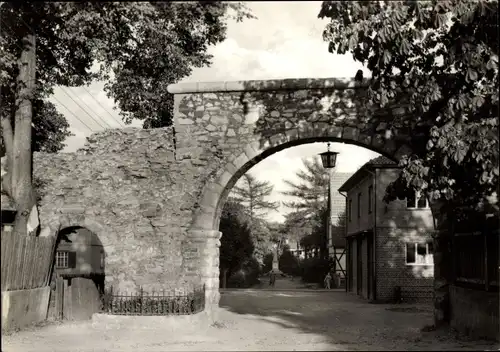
[450,285,499,341]
[1,286,51,332]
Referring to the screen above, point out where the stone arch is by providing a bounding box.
[43,214,110,247]
[167,77,420,314]
[193,134,413,233]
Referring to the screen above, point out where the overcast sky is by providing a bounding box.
[49,1,380,223]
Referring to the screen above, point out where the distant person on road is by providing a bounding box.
[324,272,332,289]
[269,272,276,287]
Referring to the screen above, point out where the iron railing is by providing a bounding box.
[101,284,205,315]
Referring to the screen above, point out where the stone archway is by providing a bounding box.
[168,77,415,313]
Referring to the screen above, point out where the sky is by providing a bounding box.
[49,1,380,222]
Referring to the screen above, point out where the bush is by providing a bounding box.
[262,252,274,273]
[300,256,330,284]
[226,257,262,288]
[279,249,301,276]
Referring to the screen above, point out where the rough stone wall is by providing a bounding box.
[32,78,416,314]
[34,127,213,294]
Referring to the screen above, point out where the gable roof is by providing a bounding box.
[338,155,399,193]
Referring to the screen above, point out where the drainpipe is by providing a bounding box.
[365,168,377,302]
[338,190,348,293]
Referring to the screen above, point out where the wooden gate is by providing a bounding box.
[54,276,103,320]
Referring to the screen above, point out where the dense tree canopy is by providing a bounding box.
[319,0,498,215]
[0,1,253,236]
[219,199,255,279]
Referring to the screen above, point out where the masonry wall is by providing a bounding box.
[374,168,434,303]
[375,227,433,302]
[346,174,375,235]
[34,127,219,294]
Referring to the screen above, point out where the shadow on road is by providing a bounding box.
[218,279,499,351]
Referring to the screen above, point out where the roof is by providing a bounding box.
[338,155,399,193]
[363,155,397,168]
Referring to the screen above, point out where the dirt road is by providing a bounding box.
[2,284,498,351]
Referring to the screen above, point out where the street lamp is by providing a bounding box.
[319,142,339,169]
[319,142,338,267]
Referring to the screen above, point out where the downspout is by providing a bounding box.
[365,168,377,301]
[339,190,348,293]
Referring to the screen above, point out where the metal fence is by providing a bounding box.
[100,285,205,315]
[453,230,499,290]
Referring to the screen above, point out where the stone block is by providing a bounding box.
[178,118,194,125]
[232,153,248,170]
[60,205,86,214]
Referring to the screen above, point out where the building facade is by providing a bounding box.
[328,171,352,283]
[339,156,435,303]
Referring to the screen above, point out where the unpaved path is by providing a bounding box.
[3,287,498,351]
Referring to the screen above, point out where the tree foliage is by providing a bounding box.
[231,173,279,223]
[1,100,72,155]
[0,1,253,236]
[319,0,498,215]
[219,199,255,279]
[282,156,330,227]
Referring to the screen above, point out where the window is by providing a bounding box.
[405,241,434,265]
[368,185,373,214]
[55,251,69,269]
[100,250,105,270]
[348,199,352,222]
[406,192,429,209]
[357,193,361,218]
[55,251,76,269]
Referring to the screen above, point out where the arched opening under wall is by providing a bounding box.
[195,137,437,320]
[48,226,105,321]
[216,140,381,292]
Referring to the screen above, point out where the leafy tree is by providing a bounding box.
[231,173,279,224]
[281,156,330,226]
[278,245,301,277]
[1,100,72,156]
[219,199,255,288]
[300,205,329,259]
[319,0,498,327]
[0,1,253,237]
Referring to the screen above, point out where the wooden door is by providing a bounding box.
[357,237,362,295]
[367,232,373,299]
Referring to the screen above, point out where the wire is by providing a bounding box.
[58,87,106,130]
[51,95,94,133]
[81,86,126,127]
[63,86,114,129]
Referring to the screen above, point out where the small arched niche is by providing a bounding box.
[48,226,106,321]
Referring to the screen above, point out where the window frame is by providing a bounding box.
[100,250,105,270]
[55,251,70,269]
[406,192,430,209]
[405,241,434,266]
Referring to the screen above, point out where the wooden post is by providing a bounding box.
[55,276,64,320]
[63,279,72,320]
